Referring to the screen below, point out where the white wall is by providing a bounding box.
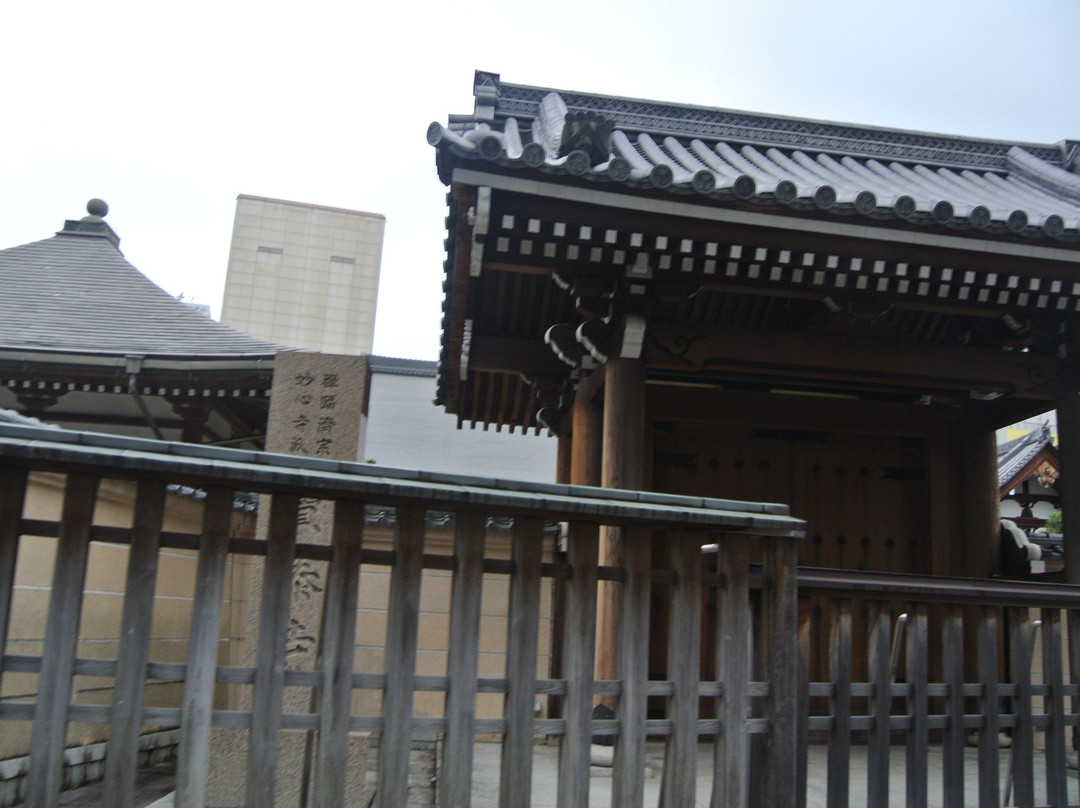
[360,366,558,484]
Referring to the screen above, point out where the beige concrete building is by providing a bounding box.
[220,195,385,355]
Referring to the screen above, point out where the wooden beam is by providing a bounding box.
[645,321,1064,398]
[646,385,958,438]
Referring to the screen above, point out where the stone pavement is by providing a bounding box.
[61,741,1075,807]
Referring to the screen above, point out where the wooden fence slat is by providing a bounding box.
[377,505,427,807]
[557,520,598,808]
[866,603,892,808]
[1007,608,1034,808]
[796,600,811,808]
[660,531,702,808]
[905,605,929,808]
[246,493,300,808]
[440,511,487,808]
[24,472,99,808]
[499,516,545,808]
[717,537,751,808]
[1068,611,1080,808]
[826,600,852,808]
[762,537,799,808]
[176,487,234,808]
[311,498,364,808]
[1041,608,1068,807]
[611,525,651,808]
[0,468,27,695]
[976,607,1000,808]
[941,606,965,808]
[103,481,166,808]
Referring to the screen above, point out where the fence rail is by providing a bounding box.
[799,567,1080,808]
[0,423,801,808]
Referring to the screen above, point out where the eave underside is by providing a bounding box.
[441,178,1080,435]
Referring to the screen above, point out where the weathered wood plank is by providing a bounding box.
[557,520,598,808]
[1007,608,1034,808]
[440,511,487,808]
[762,537,799,808]
[1068,611,1080,808]
[716,536,750,808]
[246,493,300,808]
[0,468,28,695]
[611,525,651,808]
[941,606,965,808]
[976,607,1000,808]
[796,600,811,808]
[661,531,702,808]
[905,605,929,808]
[826,600,852,808]
[1041,608,1068,807]
[377,505,426,807]
[24,472,99,808]
[103,481,166,808]
[865,603,892,808]
[176,487,234,808]
[499,516,545,808]
[311,498,364,808]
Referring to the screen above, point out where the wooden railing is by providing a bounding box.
[0,422,802,808]
[798,568,1080,808]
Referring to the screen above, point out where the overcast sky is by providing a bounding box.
[3,0,1079,360]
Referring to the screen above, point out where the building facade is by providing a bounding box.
[220,195,385,355]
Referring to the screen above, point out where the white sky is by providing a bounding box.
[2,0,1079,361]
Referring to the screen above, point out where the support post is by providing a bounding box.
[596,357,645,688]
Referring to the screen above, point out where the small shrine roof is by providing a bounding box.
[0,200,285,361]
[430,72,1080,241]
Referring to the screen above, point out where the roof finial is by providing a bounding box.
[85,199,108,219]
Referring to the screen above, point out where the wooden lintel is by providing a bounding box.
[646,385,960,438]
[468,336,569,378]
[644,322,1064,399]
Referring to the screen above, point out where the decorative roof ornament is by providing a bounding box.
[59,198,120,247]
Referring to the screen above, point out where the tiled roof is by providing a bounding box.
[367,355,437,378]
[429,72,1080,241]
[0,212,285,359]
[998,423,1055,489]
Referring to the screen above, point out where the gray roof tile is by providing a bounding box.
[0,229,285,358]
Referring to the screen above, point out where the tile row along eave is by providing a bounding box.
[429,120,1080,242]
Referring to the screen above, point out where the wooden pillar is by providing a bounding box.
[1057,388,1080,584]
[596,358,646,685]
[551,378,603,717]
[959,426,1000,578]
[570,378,603,488]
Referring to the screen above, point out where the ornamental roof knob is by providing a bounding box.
[86,198,109,218]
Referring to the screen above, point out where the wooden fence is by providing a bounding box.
[799,568,1080,808]
[0,422,802,808]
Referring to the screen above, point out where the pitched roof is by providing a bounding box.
[0,204,284,359]
[430,72,1080,240]
[998,423,1057,490]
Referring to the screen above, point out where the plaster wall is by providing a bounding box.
[360,368,558,482]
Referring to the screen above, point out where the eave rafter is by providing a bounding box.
[442,173,1080,431]
[473,188,1080,321]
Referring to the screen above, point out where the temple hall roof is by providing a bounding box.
[0,200,284,359]
[430,72,1080,241]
